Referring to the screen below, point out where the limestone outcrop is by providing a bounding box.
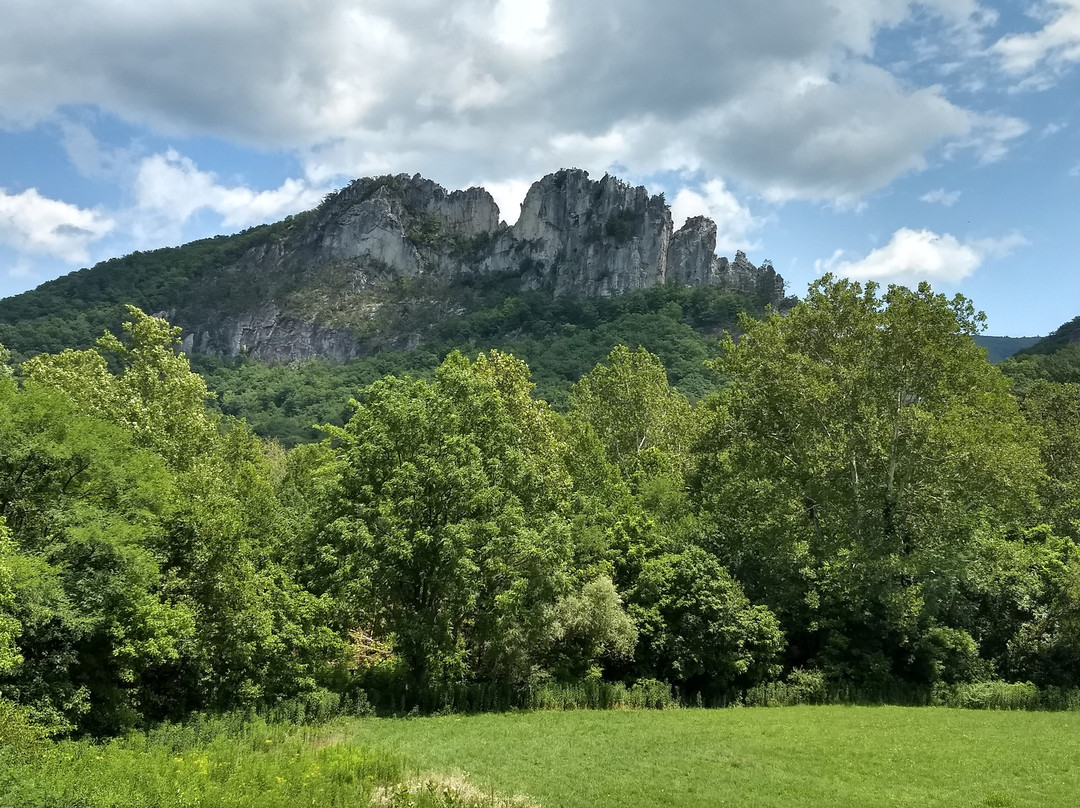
[172,169,786,361]
[490,170,671,296]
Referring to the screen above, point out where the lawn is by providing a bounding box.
[349,706,1080,808]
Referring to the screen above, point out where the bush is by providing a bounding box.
[931,681,1080,711]
[526,678,678,711]
[0,697,51,763]
[260,688,372,724]
[743,668,828,707]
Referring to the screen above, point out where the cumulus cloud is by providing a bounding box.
[0,0,1011,207]
[920,188,962,206]
[815,228,1026,285]
[993,0,1080,79]
[687,63,975,203]
[0,187,114,263]
[133,150,326,235]
[670,180,760,253]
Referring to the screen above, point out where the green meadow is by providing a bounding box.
[10,706,1077,808]
[350,707,1080,808]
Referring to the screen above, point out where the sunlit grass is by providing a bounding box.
[349,706,1080,808]
[0,715,505,808]
[6,706,1079,807]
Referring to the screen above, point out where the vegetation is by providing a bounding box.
[0,712,533,808]
[352,708,1080,808]
[0,223,299,360]
[4,274,1080,802]
[196,281,753,445]
[5,707,1079,807]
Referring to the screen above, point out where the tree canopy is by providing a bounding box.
[2,282,1079,737]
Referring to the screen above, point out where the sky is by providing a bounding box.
[1,1,1079,336]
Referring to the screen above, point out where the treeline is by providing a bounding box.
[197,282,754,445]
[3,276,1080,742]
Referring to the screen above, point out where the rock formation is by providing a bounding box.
[168,169,786,361]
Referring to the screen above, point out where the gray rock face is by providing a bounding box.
[173,169,786,362]
[491,169,671,296]
[190,305,365,363]
[315,186,423,273]
[668,217,720,286]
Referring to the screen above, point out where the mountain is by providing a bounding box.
[995,316,1080,390]
[1012,316,1080,357]
[0,169,787,365]
[973,335,1043,363]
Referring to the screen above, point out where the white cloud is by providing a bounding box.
[946,114,1030,164]
[490,0,560,59]
[0,0,1009,207]
[993,0,1080,78]
[670,180,760,253]
[815,228,1026,285]
[0,187,114,263]
[480,178,532,226]
[133,150,326,234]
[920,188,962,206]
[688,63,975,203]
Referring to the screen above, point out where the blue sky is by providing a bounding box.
[1,0,1079,336]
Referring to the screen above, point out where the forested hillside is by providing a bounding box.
[195,282,754,444]
[4,275,1080,748]
[0,224,288,360]
[999,316,1080,389]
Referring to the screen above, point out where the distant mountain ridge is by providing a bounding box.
[1012,316,1080,357]
[974,334,1042,363]
[0,169,788,364]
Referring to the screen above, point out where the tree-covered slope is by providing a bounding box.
[999,315,1080,388]
[0,222,298,360]
[973,334,1042,363]
[196,282,750,445]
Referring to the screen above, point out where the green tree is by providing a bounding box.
[0,517,20,677]
[960,525,1080,687]
[23,306,217,471]
[0,380,193,733]
[546,575,638,680]
[9,315,337,726]
[1018,381,1080,539]
[152,423,342,714]
[569,346,695,486]
[696,276,1042,685]
[321,351,578,688]
[630,546,782,696]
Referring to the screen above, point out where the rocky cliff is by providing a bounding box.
[160,169,786,362]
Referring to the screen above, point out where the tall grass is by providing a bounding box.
[930,681,1080,711]
[362,677,679,715]
[0,712,524,808]
[355,673,1080,716]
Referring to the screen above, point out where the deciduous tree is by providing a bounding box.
[696,276,1042,684]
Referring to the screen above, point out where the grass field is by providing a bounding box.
[349,706,1080,808]
[6,706,1080,807]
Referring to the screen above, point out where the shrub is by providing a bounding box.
[0,697,51,763]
